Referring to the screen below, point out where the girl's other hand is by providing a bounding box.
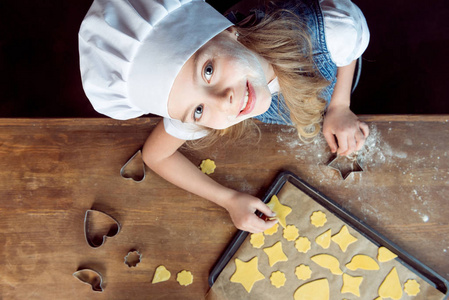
[223,192,278,233]
[323,104,369,156]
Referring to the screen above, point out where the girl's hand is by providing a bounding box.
[223,192,278,233]
[323,104,369,156]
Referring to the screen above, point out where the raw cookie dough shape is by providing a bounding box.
[331,225,358,252]
[295,264,312,281]
[177,270,193,286]
[341,273,364,297]
[346,254,380,271]
[266,195,292,228]
[378,267,403,300]
[200,159,216,174]
[250,232,265,249]
[263,241,288,267]
[311,254,343,275]
[310,211,327,227]
[230,257,265,293]
[283,225,299,241]
[404,279,420,296]
[270,271,287,288]
[294,278,329,300]
[377,246,398,262]
[264,223,279,236]
[152,265,171,284]
[295,237,312,253]
[315,229,332,249]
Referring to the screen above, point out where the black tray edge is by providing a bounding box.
[208,170,449,299]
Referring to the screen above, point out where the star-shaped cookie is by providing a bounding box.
[332,225,358,252]
[263,241,288,267]
[230,257,265,293]
[266,195,292,228]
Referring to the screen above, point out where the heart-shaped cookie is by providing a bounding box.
[120,150,146,182]
[84,209,121,248]
[152,265,171,284]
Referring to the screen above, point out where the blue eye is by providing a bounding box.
[204,63,213,82]
[194,104,203,121]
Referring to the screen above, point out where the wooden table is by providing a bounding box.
[0,116,448,299]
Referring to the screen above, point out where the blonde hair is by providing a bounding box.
[186,2,329,149]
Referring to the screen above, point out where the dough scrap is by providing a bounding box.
[199,159,216,175]
[270,271,286,288]
[264,223,279,235]
[295,264,312,281]
[263,241,288,267]
[378,267,403,300]
[377,246,398,262]
[315,229,332,249]
[294,278,329,300]
[311,254,343,275]
[310,211,327,227]
[266,195,292,228]
[152,265,171,284]
[283,225,299,241]
[404,279,420,296]
[250,232,265,249]
[294,237,311,253]
[230,257,265,293]
[346,254,380,271]
[176,270,193,286]
[341,273,363,297]
[332,225,358,252]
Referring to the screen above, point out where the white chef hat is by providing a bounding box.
[79,0,233,120]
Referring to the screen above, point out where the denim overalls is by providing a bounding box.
[230,0,338,125]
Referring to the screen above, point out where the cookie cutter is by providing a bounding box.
[120,149,146,182]
[73,268,104,292]
[84,209,121,248]
[124,250,142,268]
[327,152,364,180]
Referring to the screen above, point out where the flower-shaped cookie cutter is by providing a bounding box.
[327,153,364,180]
[124,250,142,268]
[84,209,121,248]
[120,149,146,182]
[73,269,104,292]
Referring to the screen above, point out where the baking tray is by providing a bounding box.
[208,170,448,298]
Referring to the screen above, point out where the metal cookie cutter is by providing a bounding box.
[73,269,104,292]
[84,209,121,248]
[120,149,146,182]
[124,250,142,268]
[327,152,364,180]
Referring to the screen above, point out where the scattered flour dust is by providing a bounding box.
[275,123,436,224]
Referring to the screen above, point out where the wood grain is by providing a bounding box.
[0,116,448,299]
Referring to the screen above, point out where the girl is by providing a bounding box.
[79,0,370,233]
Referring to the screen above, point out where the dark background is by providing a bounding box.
[1,0,448,118]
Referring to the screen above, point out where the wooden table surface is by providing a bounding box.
[0,116,448,299]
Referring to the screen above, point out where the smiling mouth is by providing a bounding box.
[238,82,255,116]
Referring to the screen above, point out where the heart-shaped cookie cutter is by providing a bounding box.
[73,268,104,292]
[84,209,121,248]
[120,149,146,182]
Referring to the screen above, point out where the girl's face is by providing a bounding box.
[168,28,274,130]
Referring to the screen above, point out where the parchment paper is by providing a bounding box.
[208,181,446,300]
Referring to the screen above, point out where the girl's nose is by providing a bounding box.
[212,87,233,112]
